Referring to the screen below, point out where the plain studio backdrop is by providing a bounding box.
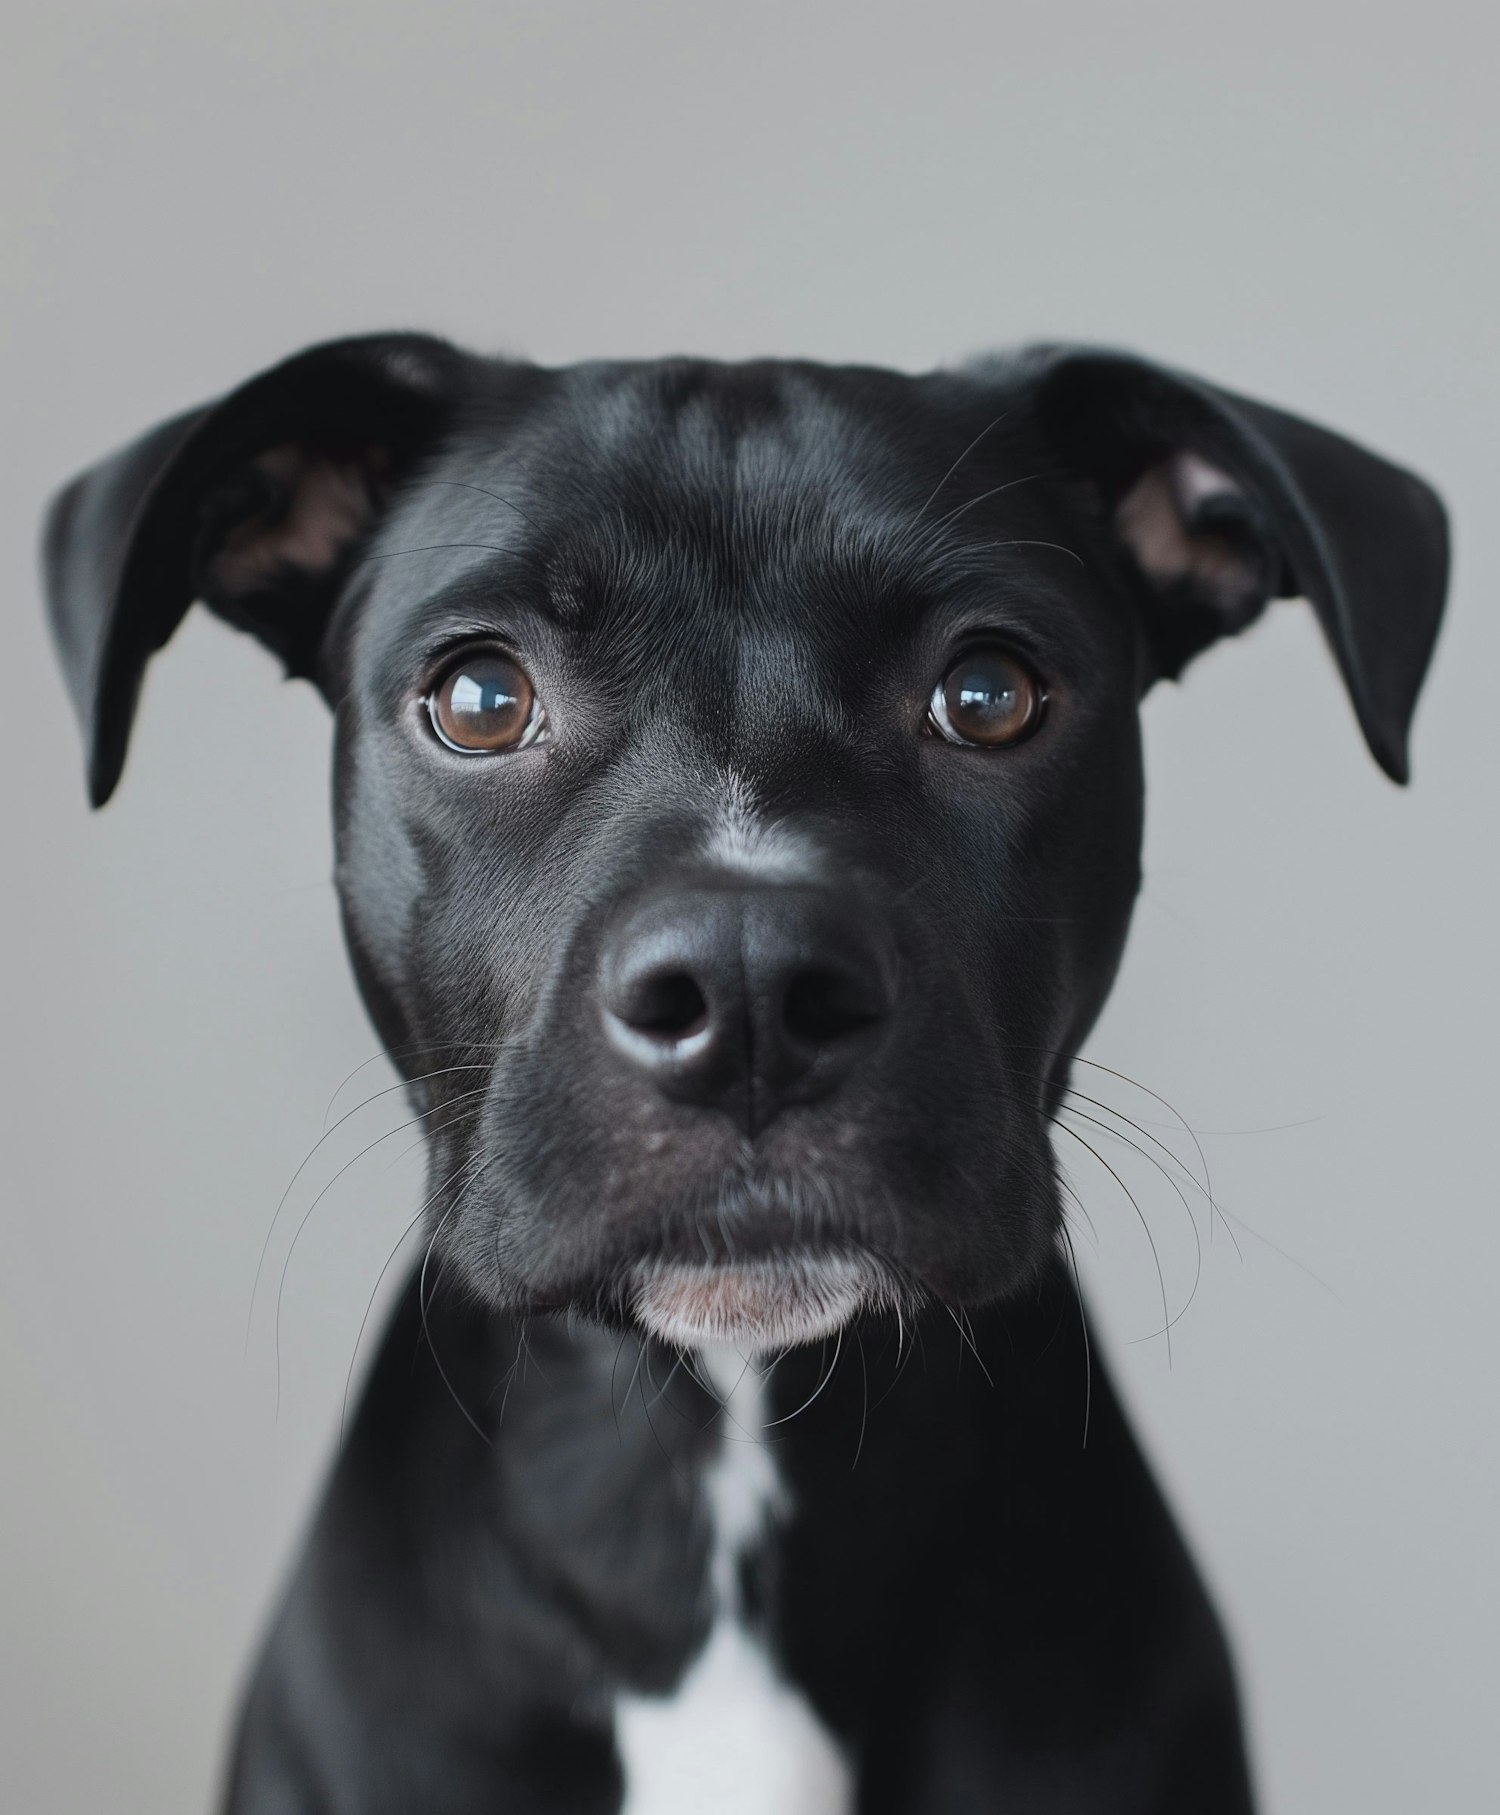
[2,4,1495,1810]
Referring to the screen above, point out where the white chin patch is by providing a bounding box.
[630,1253,881,1352]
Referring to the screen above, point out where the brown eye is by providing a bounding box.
[929,646,1045,747]
[428,651,543,753]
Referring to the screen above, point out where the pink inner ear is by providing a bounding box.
[1114,451,1261,606]
[211,444,384,595]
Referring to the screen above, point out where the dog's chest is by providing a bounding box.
[613,1355,854,1815]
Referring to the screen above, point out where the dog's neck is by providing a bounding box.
[314,1255,1188,1811]
[391,1258,1094,1608]
[609,1348,857,1814]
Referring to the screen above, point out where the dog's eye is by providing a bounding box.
[428,651,544,753]
[928,647,1045,748]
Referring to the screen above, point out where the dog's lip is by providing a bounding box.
[627,1248,893,1353]
[520,1176,899,1286]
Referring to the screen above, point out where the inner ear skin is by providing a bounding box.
[208,445,390,593]
[1113,451,1280,678]
[1115,451,1271,612]
[192,442,392,678]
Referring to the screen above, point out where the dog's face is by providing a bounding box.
[331,363,1146,1338]
[44,338,1447,1348]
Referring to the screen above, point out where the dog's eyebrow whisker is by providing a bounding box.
[975,536,1086,568]
[417,477,552,545]
[929,470,1050,535]
[363,540,519,565]
[912,409,1014,522]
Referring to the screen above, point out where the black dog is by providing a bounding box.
[44,337,1447,1814]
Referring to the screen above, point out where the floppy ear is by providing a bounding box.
[1022,347,1450,782]
[42,333,473,806]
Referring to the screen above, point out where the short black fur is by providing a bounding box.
[42,336,1448,1813]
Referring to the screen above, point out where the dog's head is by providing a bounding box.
[44,337,1447,1348]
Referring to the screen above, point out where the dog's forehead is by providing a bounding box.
[397,357,1021,565]
[359,357,1093,699]
[551,355,928,475]
[448,359,957,575]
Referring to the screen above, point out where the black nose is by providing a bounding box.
[600,882,898,1135]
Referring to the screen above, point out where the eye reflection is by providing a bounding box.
[929,647,1044,747]
[428,651,542,753]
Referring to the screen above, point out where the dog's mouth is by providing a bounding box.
[627,1248,900,1352]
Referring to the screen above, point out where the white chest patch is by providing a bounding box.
[614,1351,855,1815]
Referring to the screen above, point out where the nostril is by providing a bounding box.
[783,966,886,1046]
[618,970,710,1042]
[600,885,898,1125]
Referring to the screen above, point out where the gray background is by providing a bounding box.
[2,3,1495,1810]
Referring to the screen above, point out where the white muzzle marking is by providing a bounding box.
[629,1252,883,1352]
